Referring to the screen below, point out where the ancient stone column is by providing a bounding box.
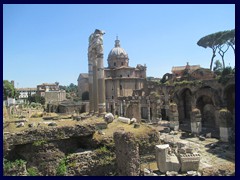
[113,131,140,176]
[219,109,232,142]
[123,100,126,117]
[120,101,123,116]
[88,29,106,114]
[147,99,151,122]
[190,108,202,135]
[92,58,99,113]
[88,52,94,113]
[112,101,116,115]
[97,52,106,114]
[169,103,179,130]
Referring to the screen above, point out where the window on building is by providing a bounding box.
[128,75,129,77]
[114,62,116,66]
[120,75,122,77]
[112,96,114,99]
[120,85,122,90]
[121,62,124,66]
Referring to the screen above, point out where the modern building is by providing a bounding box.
[16,88,37,99]
[37,83,60,97]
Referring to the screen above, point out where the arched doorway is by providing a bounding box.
[178,88,192,131]
[82,91,89,101]
[196,95,218,137]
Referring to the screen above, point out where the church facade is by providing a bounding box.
[78,36,146,114]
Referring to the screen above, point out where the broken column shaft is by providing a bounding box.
[114,131,140,176]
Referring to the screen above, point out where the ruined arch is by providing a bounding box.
[194,86,220,136]
[177,88,192,126]
[196,95,219,136]
[194,86,221,107]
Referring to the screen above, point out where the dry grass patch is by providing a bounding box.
[3,114,106,133]
[93,120,153,143]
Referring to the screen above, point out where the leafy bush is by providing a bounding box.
[27,167,38,176]
[4,159,26,171]
[95,146,115,165]
[32,140,46,147]
[95,146,109,155]
[218,66,235,85]
[56,158,67,176]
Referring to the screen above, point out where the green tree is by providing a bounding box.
[197,29,235,71]
[218,66,234,85]
[213,60,223,76]
[3,80,18,100]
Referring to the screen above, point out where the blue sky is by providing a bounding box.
[3,4,235,87]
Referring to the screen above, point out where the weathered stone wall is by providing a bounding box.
[45,91,66,104]
[66,149,116,176]
[4,124,96,147]
[126,101,141,122]
[3,122,107,176]
[114,131,140,176]
[77,75,89,98]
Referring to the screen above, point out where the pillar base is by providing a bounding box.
[170,121,179,131]
[191,121,202,135]
[220,127,231,142]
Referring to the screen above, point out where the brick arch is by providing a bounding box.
[174,88,193,127]
[193,86,221,108]
[195,95,219,137]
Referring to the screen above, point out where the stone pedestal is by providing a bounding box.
[179,153,201,172]
[190,108,202,135]
[155,144,180,173]
[114,131,140,176]
[219,109,232,142]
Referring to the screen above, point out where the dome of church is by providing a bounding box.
[108,38,128,58]
[107,37,129,68]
